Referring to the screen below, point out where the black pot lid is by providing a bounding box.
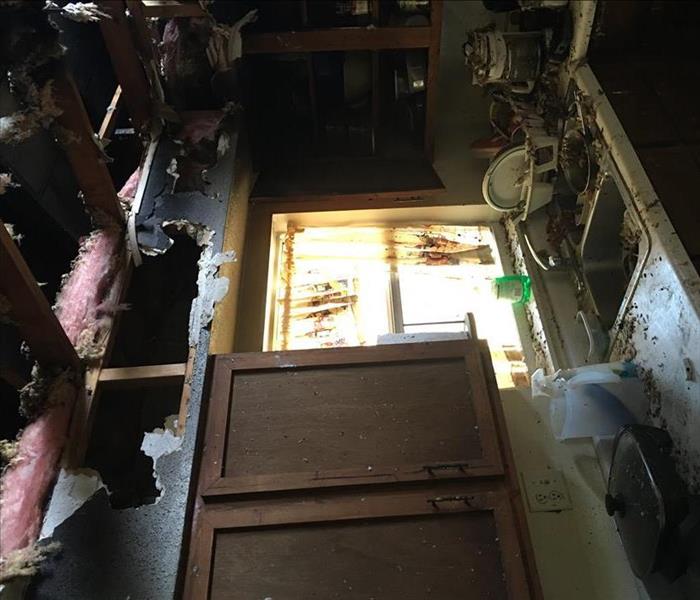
[606,425,688,578]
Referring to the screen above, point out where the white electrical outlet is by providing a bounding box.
[521,469,572,512]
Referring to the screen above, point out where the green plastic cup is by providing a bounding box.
[492,275,532,305]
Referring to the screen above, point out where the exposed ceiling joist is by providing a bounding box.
[0,220,79,369]
[52,71,124,223]
[99,0,153,132]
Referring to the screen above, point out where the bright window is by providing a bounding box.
[269,224,528,388]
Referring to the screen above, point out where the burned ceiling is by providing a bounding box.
[0,1,251,597]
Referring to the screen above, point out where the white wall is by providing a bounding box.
[500,387,645,599]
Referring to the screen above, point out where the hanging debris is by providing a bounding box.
[0,440,19,469]
[0,2,64,143]
[3,223,23,246]
[0,541,61,584]
[205,10,257,72]
[44,1,111,23]
[0,173,18,195]
[0,80,63,144]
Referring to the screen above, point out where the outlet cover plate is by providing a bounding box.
[521,469,572,512]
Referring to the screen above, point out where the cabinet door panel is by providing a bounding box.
[187,487,532,600]
[201,341,503,496]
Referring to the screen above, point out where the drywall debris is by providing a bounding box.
[39,469,105,540]
[166,157,180,191]
[3,223,23,245]
[0,441,19,469]
[205,10,257,71]
[0,541,60,584]
[162,219,213,248]
[189,245,235,346]
[19,364,56,420]
[2,3,64,145]
[0,173,18,195]
[140,416,182,502]
[0,81,63,145]
[44,1,110,22]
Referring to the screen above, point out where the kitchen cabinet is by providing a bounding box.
[184,340,542,599]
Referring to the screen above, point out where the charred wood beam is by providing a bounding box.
[98,1,152,132]
[243,27,432,54]
[52,71,124,222]
[0,220,79,369]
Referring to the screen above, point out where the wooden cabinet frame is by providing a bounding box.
[182,340,543,599]
[185,487,531,600]
[198,342,503,497]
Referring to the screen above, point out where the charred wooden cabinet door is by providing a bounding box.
[185,340,542,599]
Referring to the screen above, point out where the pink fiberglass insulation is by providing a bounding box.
[53,225,123,355]
[0,378,75,557]
[117,167,141,206]
[179,111,223,145]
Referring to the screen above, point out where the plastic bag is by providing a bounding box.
[531,361,647,441]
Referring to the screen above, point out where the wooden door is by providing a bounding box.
[184,340,541,599]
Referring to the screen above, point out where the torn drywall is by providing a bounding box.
[156,219,235,345]
[189,245,235,346]
[39,469,105,540]
[29,117,239,600]
[140,415,183,502]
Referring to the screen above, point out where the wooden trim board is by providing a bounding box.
[98,363,187,388]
